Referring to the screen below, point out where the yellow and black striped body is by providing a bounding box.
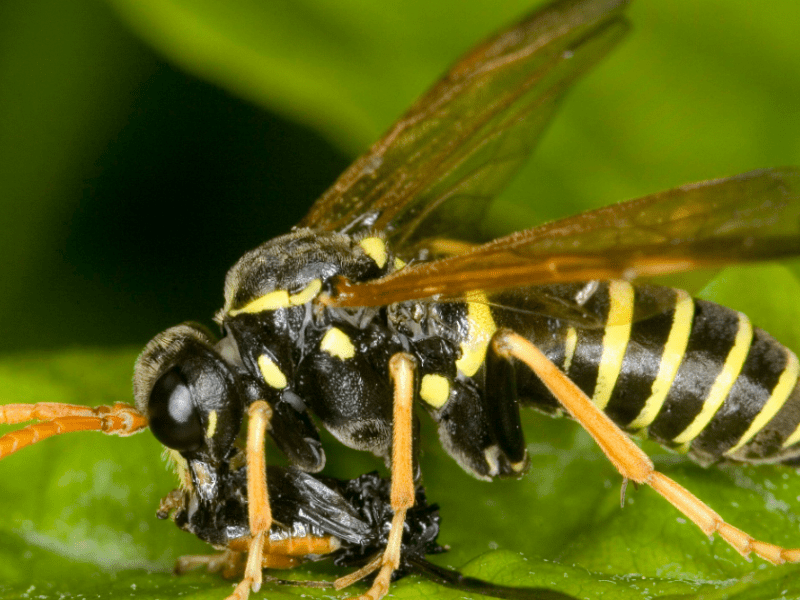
[151,229,800,487]
[488,281,800,467]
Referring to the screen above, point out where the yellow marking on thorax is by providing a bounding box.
[359,237,387,269]
[420,374,450,408]
[394,257,406,270]
[730,349,799,453]
[258,354,288,389]
[592,280,634,410]
[562,327,577,373]
[321,327,356,360]
[206,410,218,439]
[628,290,694,429]
[672,311,753,444]
[289,279,322,305]
[228,279,322,316]
[455,291,497,378]
[230,290,290,315]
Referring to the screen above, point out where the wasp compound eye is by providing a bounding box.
[148,367,204,452]
[134,323,246,461]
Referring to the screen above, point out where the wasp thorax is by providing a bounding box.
[133,323,245,460]
[220,229,389,317]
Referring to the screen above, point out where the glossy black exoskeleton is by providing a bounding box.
[164,465,442,579]
[162,464,577,600]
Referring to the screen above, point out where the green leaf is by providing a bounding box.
[5,351,800,599]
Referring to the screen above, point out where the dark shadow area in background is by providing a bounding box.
[8,57,350,353]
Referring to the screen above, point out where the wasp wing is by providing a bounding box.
[329,168,800,308]
[299,0,629,248]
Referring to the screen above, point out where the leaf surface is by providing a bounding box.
[4,347,800,599]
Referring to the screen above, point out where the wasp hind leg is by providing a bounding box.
[492,329,800,565]
[334,353,417,600]
[0,402,148,458]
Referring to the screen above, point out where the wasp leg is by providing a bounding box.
[226,400,273,600]
[492,329,800,565]
[0,402,147,458]
[335,353,416,600]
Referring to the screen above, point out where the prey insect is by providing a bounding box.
[166,465,577,600]
[3,0,800,599]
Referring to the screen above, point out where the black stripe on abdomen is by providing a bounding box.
[563,284,611,399]
[689,328,788,460]
[604,287,678,427]
[648,300,743,444]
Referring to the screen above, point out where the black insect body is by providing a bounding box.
[3,0,800,599]
[164,465,444,578]
[165,464,577,600]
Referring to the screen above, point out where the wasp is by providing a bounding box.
[2,0,800,599]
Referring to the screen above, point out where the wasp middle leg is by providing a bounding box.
[493,329,800,564]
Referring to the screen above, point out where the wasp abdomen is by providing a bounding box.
[498,282,800,466]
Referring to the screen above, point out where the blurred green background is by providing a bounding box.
[1,0,799,353]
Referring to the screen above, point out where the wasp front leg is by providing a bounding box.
[492,329,800,565]
[227,400,273,600]
[334,352,417,600]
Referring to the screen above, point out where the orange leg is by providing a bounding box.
[493,330,800,564]
[225,400,273,600]
[0,402,147,458]
[228,534,341,557]
[335,353,417,600]
[176,534,341,583]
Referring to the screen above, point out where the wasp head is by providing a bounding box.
[133,323,245,466]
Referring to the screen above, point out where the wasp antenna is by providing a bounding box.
[0,403,148,459]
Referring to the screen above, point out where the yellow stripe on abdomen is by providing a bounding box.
[728,349,800,453]
[672,312,753,444]
[562,327,577,373]
[628,290,694,429]
[592,280,634,411]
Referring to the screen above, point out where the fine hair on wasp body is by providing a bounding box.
[3,0,800,599]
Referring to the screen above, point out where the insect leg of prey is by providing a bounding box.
[175,550,246,579]
[492,329,800,564]
[0,402,148,457]
[335,353,416,600]
[228,400,273,600]
[176,537,341,578]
